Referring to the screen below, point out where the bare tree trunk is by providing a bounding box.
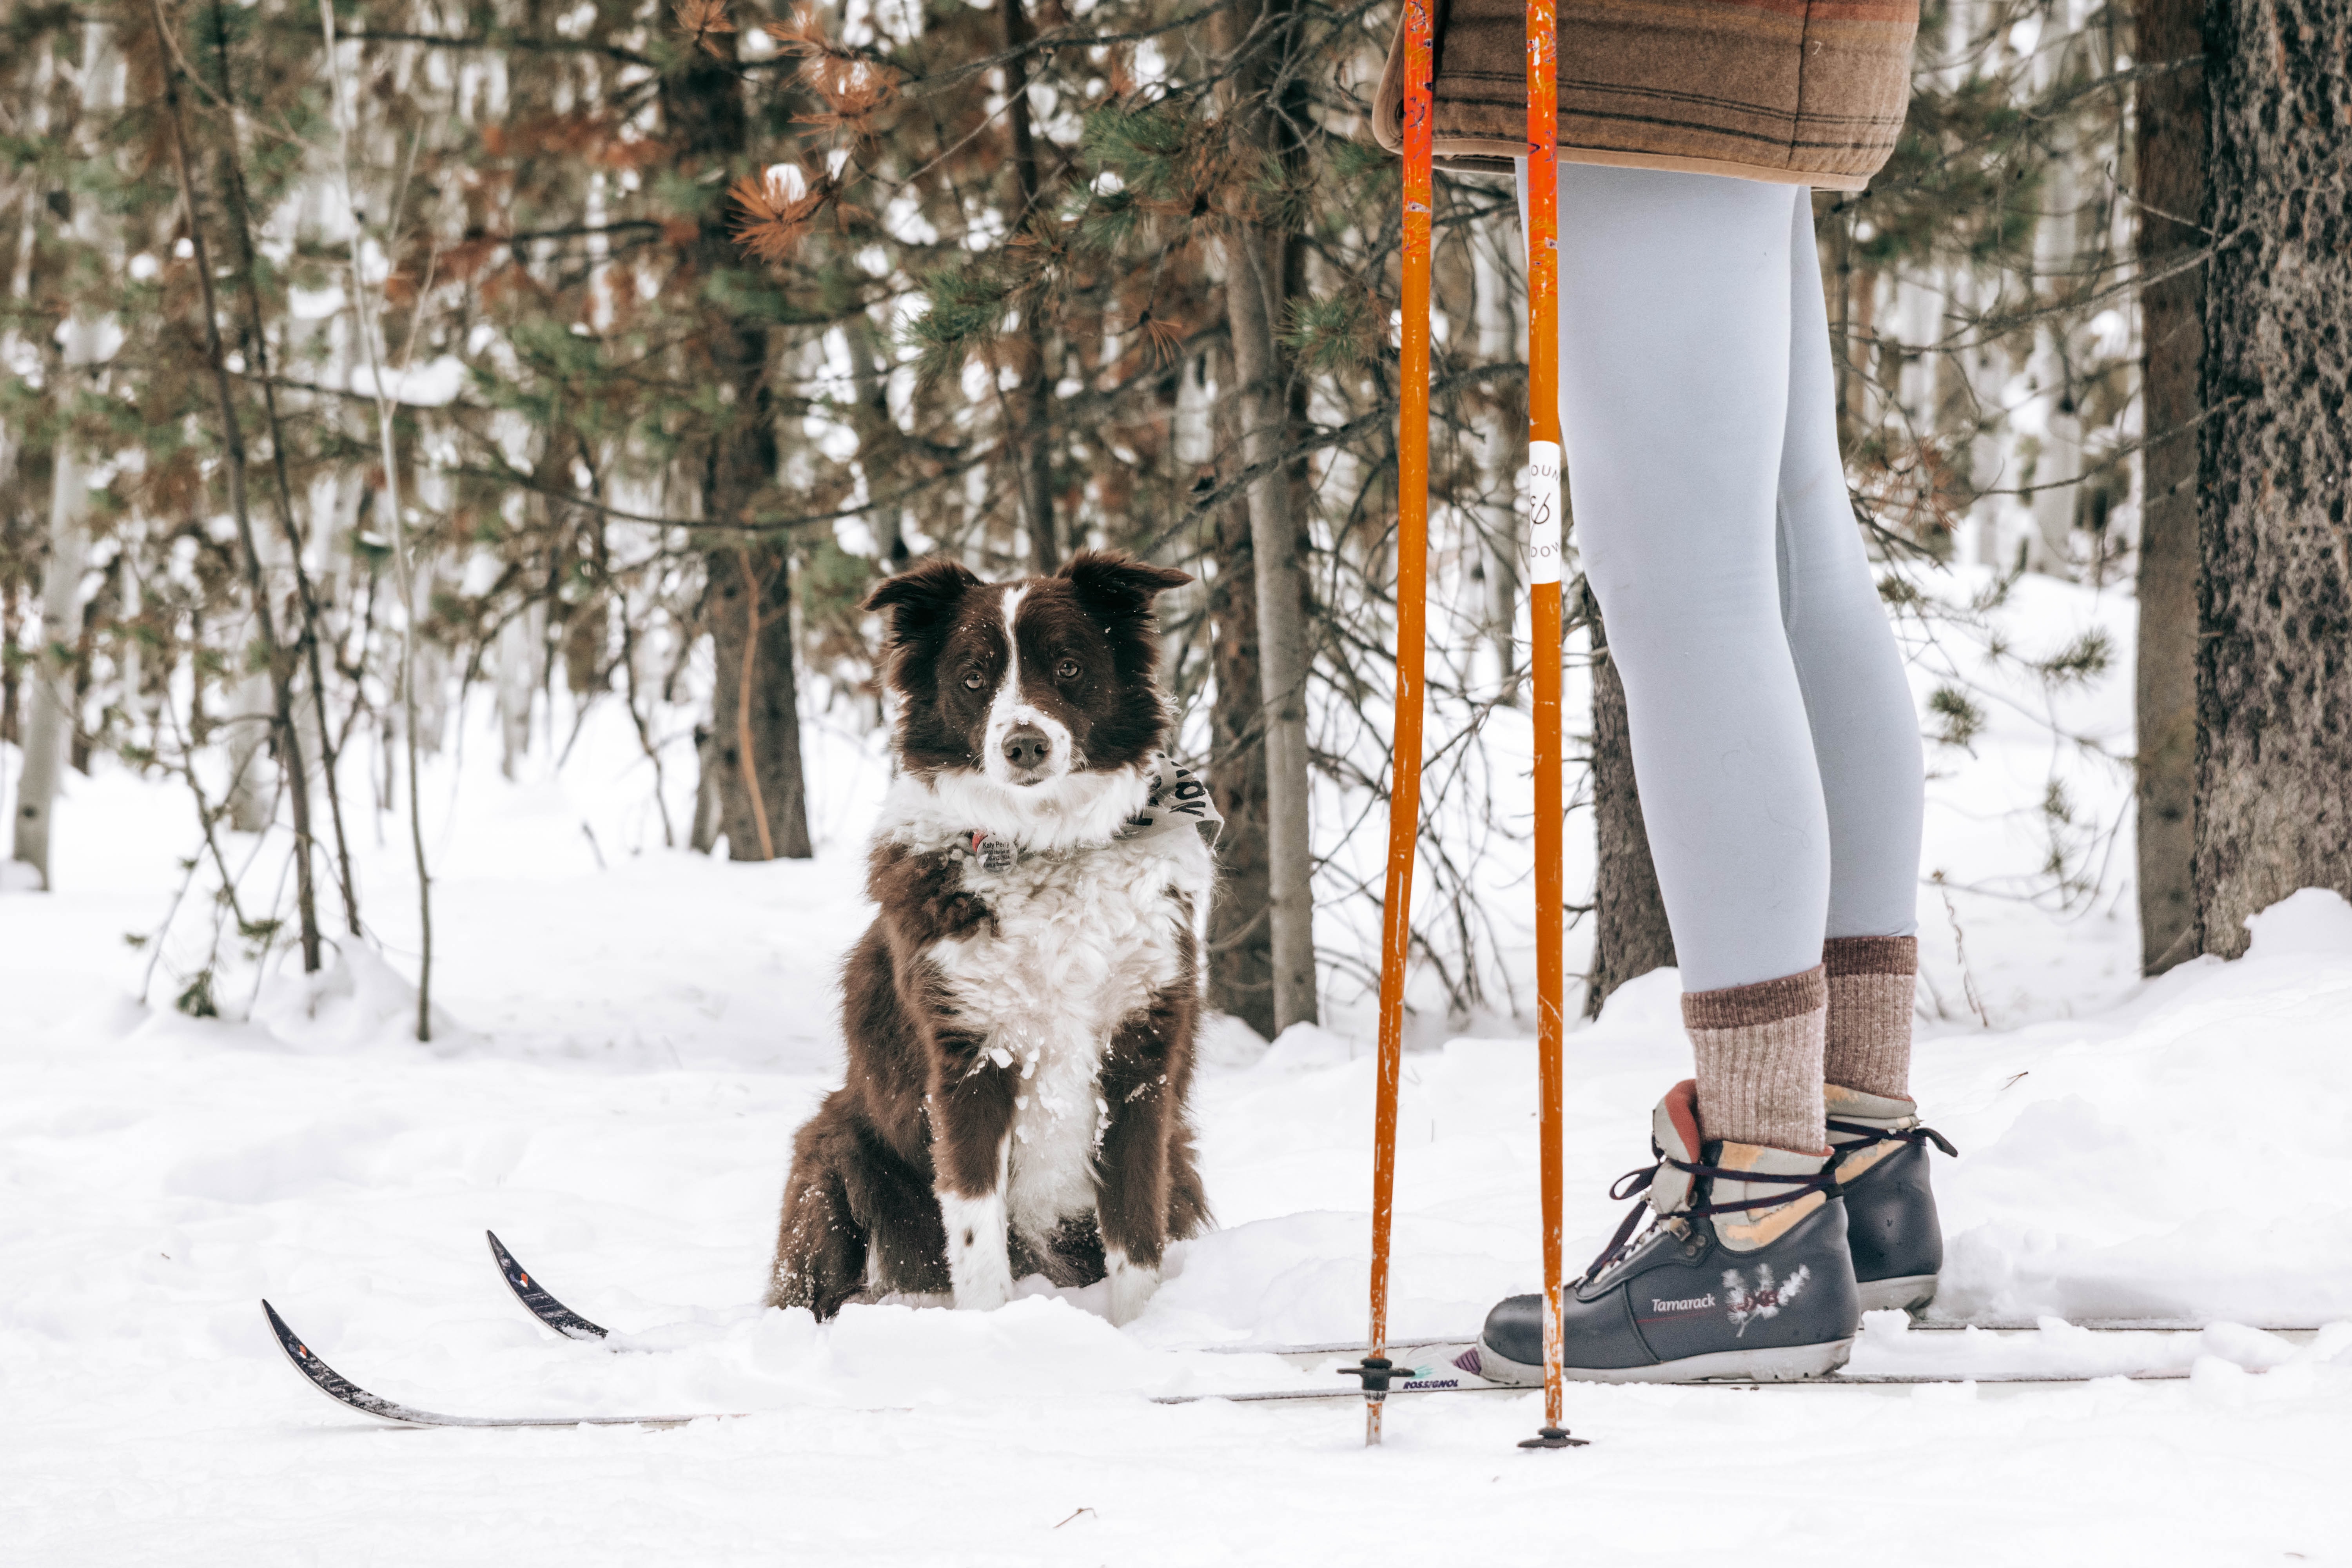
[1582,586,1676,1014]
[689,724,724,853]
[2132,0,2207,973]
[1206,344,1276,1039]
[154,0,323,970]
[707,544,813,860]
[1000,0,1058,570]
[1214,0,1318,1031]
[205,0,361,938]
[2191,0,2352,957]
[665,40,813,862]
[844,313,910,570]
[496,603,544,781]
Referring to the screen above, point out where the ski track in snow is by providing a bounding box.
[5,576,2351,1564]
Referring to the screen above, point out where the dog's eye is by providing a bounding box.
[962,672,985,691]
[1056,659,1080,681]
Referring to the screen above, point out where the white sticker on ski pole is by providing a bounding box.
[1527,440,1563,585]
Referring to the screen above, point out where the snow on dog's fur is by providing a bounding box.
[766,551,1211,1325]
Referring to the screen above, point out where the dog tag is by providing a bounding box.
[973,834,1017,872]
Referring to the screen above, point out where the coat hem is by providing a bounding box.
[1424,137,1869,191]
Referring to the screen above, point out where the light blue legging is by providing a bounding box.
[1519,162,1924,992]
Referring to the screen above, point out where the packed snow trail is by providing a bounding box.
[8,860,2351,1563]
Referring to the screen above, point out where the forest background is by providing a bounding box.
[0,0,2342,1045]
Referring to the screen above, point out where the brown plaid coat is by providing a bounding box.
[1373,0,1918,191]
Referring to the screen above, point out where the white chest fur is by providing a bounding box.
[928,829,1208,1242]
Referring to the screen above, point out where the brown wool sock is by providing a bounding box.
[1682,966,1829,1155]
[1822,936,1918,1101]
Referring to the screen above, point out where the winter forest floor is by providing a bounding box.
[5,571,2351,1565]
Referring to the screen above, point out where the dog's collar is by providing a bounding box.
[958,753,1220,872]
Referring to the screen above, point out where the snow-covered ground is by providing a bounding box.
[5,572,2350,1565]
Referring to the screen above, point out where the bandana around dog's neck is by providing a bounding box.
[964,753,1222,872]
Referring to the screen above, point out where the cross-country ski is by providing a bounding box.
[261,1301,736,1430]
[259,1294,2313,1426]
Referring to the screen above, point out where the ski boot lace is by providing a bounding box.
[1825,1116,1958,1173]
[1575,1119,1959,1289]
[1573,1147,1839,1289]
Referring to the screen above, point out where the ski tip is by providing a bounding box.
[485,1230,610,1340]
[261,1299,333,1380]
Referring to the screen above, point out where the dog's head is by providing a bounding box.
[864,550,1192,790]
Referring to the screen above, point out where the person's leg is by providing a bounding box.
[1771,192,1926,1100]
[1545,162,1828,1153]
[1771,195,1947,1312]
[1474,163,1864,1383]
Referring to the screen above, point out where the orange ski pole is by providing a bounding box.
[1517,0,1583,1453]
[1359,0,1434,1451]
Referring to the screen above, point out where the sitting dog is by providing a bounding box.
[766,550,1216,1325]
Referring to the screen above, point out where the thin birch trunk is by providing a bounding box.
[2027,88,2086,577]
[0,50,52,753]
[14,441,91,886]
[13,25,118,889]
[1470,215,1522,701]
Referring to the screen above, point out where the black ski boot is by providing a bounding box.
[1464,1082,1860,1384]
[1826,1083,1956,1314]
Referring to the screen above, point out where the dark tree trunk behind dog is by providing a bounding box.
[1214,0,1318,1031]
[1584,586,1676,1014]
[2190,0,2352,955]
[664,43,812,861]
[709,546,813,860]
[1208,362,1278,1037]
[2131,0,2208,974]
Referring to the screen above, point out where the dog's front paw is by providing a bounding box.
[951,1265,1014,1312]
[939,1189,1015,1310]
[1104,1251,1160,1327]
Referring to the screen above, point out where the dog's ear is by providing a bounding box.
[863,557,982,645]
[1058,550,1191,619]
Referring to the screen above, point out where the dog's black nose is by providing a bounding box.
[1002,726,1050,771]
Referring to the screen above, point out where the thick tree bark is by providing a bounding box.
[2132,0,2208,973]
[1582,586,1676,1014]
[1206,355,1276,1037]
[1214,0,1318,1031]
[664,42,812,861]
[2191,0,2352,957]
[1000,0,1059,570]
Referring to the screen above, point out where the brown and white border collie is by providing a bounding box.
[765,550,1212,1325]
